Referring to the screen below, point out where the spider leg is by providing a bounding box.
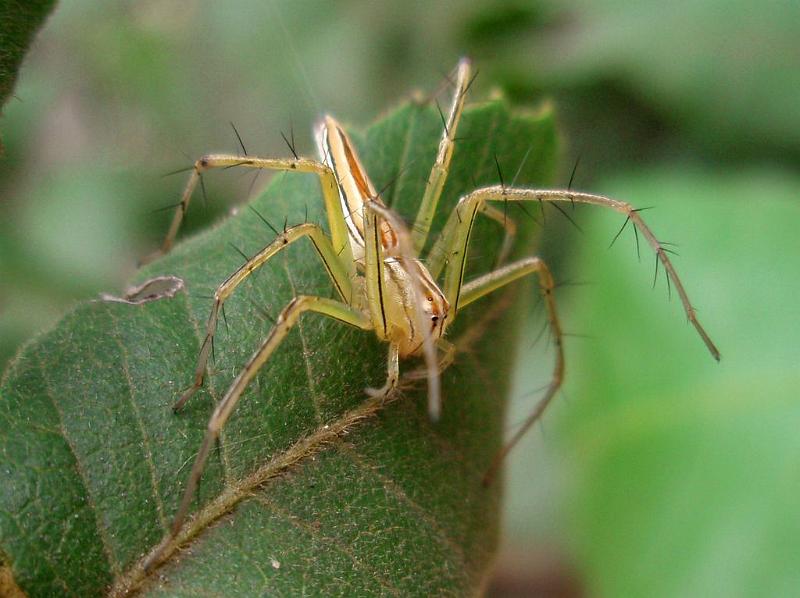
[435,185,719,361]
[362,197,390,340]
[145,154,355,272]
[173,223,357,412]
[365,343,400,398]
[454,258,564,486]
[148,295,371,571]
[411,58,471,253]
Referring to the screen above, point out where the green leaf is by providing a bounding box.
[1,99,557,596]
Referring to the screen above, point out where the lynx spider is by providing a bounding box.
[143,58,719,570]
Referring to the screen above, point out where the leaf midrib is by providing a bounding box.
[111,391,399,596]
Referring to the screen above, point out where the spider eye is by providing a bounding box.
[431,316,439,322]
[427,296,433,302]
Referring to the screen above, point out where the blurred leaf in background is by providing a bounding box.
[0,0,57,113]
[503,166,799,596]
[493,1,800,595]
[1,0,798,596]
[559,168,800,597]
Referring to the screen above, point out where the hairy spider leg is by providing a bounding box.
[412,57,472,253]
[172,222,358,412]
[145,295,371,572]
[146,155,355,271]
[435,185,720,361]
[427,184,720,481]
[407,58,518,266]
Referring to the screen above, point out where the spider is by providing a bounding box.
[143,59,718,570]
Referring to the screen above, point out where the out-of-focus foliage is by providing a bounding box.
[1,1,797,596]
[0,0,57,114]
[560,169,800,597]
[506,167,799,596]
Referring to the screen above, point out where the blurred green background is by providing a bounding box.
[1,1,797,596]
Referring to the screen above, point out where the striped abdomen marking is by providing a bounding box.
[316,115,399,260]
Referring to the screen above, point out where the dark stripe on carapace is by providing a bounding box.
[374,218,387,336]
[337,125,376,203]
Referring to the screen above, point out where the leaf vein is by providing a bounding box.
[254,495,402,596]
[107,308,169,532]
[341,443,469,569]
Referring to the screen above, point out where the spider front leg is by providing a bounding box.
[365,343,400,398]
[144,154,354,267]
[412,57,472,253]
[173,222,357,411]
[434,185,720,361]
[397,58,518,268]
[146,295,372,572]
[432,185,720,482]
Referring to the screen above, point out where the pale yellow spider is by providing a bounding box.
[143,59,718,570]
